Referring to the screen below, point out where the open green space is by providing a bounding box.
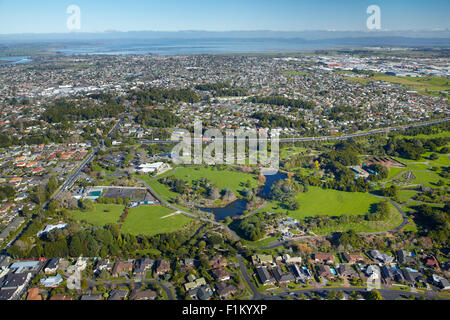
[168,166,259,193]
[71,203,192,236]
[384,160,446,188]
[71,204,125,226]
[341,72,450,98]
[137,174,180,200]
[121,206,192,236]
[259,186,380,219]
[397,189,420,203]
[312,203,403,235]
[240,236,277,248]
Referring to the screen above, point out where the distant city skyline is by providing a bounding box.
[0,0,449,34]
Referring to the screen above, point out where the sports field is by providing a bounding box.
[121,206,192,236]
[71,203,191,236]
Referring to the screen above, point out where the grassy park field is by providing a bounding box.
[169,166,259,193]
[71,203,192,236]
[259,186,380,219]
[341,72,450,98]
[72,204,125,226]
[121,206,192,236]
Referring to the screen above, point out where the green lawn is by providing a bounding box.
[312,203,403,235]
[241,236,277,248]
[137,174,180,200]
[397,190,419,203]
[121,205,192,236]
[342,73,450,97]
[168,166,259,193]
[71,204,125,226]
[385,158,449,188]
[387,167,407,180]
[259,187,380,219]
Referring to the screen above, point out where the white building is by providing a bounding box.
[137,162,170,174]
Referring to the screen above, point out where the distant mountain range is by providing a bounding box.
[0,30,449,43]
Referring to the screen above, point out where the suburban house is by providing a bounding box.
[8,260,42,274]
[289,264,312,282]
[401,269,421,284]
[189,285,213,300]
[381,265,403,281]
[155,260,171,275]
[180,259,196,271]
[317,265,335,279]
[424,255,440,270]
[44,258,60,274]
[49,294,72,300]
[184,277,207,291]
[251,254,273,266]
[133,258,154,276]
[432,274,450,290]
[282,254,302,264]
[272,267,296,284]
[26,288,42,300]
[366,265,381,279]
[256,266,275,285]
[209,255,227,269]
[130,289,157,300]
[215,282,237,299]
[108,290,129,301]
[343,252,366,264]
[36,223,67,238]
[396,250,414,265]
[211,268,231,282]
[0,272,32,300]
[312,253,335,264]
[338,264,358,278]
[40,274,63,287]
[0,255,10,271]
[80,294,103,300]
[94,259,113,274]
[112,261,134,277]
[370,250,394,264]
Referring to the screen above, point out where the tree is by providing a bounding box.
[208,187,220,200]
[69,235,83,257]
[430,153,439,160]
[367,290,382,300]
[222,188,236,202]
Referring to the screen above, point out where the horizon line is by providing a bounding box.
[1,28,450,36]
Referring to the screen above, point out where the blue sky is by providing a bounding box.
[0,0,449,34]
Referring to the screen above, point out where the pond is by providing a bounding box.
[200,171,287,220]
